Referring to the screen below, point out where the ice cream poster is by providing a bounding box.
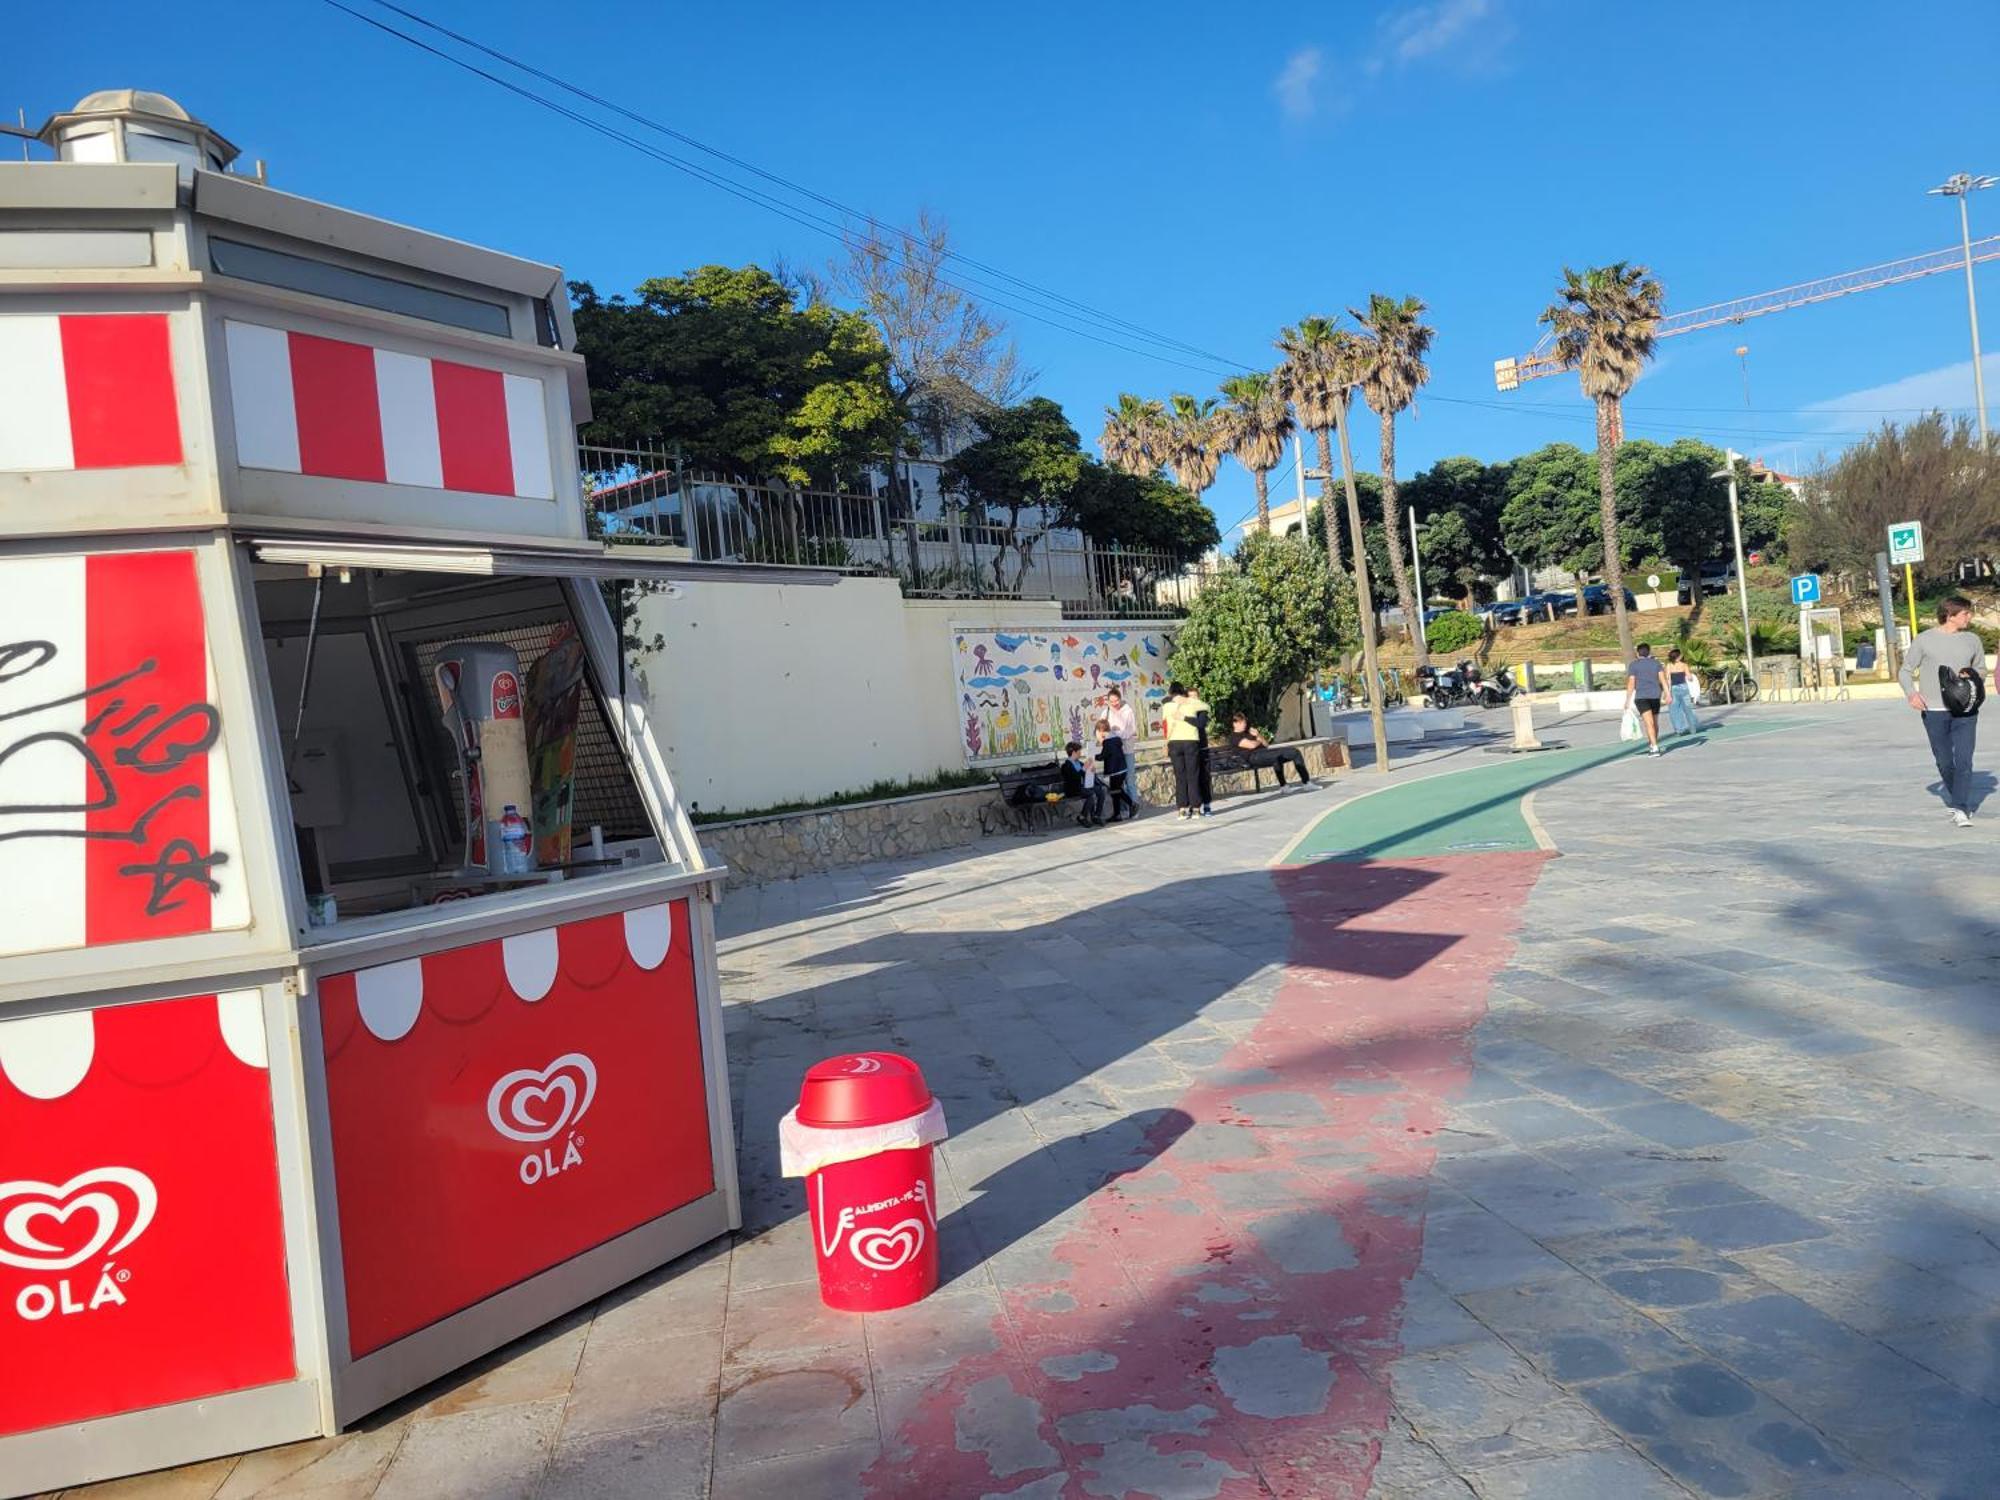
[952,623,1177,764]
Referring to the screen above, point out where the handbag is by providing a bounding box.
[1940,665,1986,718]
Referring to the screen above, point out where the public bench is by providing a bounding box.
[991,762,1084,832]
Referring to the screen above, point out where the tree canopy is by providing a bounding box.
[570,265,904,484]
[1789,414,2000,580]
[1400,455,1511,603]
[1169,533,1354,733]
[1500,443,1601,577]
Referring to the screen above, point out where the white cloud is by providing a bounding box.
[1272,46,1324,123]
[1373,0,1505,71]
[1803,353,2000,429]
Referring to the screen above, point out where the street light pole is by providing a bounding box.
[1929,172,1997,448]
[1306,434,1391,774]
[1714,449,1756,692]
[1409,508,1428,655]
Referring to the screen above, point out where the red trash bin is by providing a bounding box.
[779,1052,949,1312]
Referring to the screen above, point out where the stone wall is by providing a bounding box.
[1131,737,1346,804]
[697,784,1008,887]
[698,738,1348,887]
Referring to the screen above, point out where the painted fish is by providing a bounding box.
[994,632,1032,652]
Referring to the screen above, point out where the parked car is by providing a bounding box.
[1583,583,1638,615]
[1677,560,1736,604]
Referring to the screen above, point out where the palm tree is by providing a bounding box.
[1163,393,1223,505]
[1354,293,1435,664]
[1273,317,1350,577]
[1273,318,1391,770]
[1099,393,1167,477]
[1217,372,1294,534]
[1541,262,1663,660]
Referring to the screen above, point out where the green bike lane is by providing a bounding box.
[1277,718,1814,864]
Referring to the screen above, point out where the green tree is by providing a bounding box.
[1217,372,1294,533]
[1541,262,1664,658]
[1737,468,1800,560]
[1354,293,1437,661]
[1401,455,1511,605]
[1500,442,1600,609]
[1789,414,2000,579]
[941,397,1085,589]
[1615,437,1730,566]
[1070,463,1220,554]
[570,265,904,484]
[1169,532,1354,732]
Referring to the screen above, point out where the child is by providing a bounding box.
[1095,717,1137,821]
[1060,740,1108,826]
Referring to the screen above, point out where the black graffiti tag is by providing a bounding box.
[0,639,231,923]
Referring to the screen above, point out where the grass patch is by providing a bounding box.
[691,767,994,825]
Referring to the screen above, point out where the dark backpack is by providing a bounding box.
[1939,665,1986,719]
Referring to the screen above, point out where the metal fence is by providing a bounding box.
[579,443,1217,618]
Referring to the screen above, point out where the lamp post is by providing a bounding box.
[1713,449,1756,693]
[1409,507,1428,655]
[1928,172,1997,448]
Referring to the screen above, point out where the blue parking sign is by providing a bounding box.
[1790,573,1822,606]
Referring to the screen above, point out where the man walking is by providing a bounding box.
[1900,595,1987,827]
[1625,643,1666,757]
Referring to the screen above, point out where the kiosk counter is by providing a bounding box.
[0,90,798,1494]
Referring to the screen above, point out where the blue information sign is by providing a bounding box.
[1790,573,1822,606]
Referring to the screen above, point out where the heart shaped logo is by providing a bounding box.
[848,1218,926,1272]
[487,1053,597,1143]
[0,1167,158,1271]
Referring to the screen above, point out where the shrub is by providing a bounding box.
[1425,609,1484,655]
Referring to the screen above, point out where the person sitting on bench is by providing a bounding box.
[1229,713,1315,789]
[1060,740,1108,826]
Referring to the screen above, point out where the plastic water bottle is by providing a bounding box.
[499,805,533,874]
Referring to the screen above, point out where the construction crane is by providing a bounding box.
[1494,235,2000,391]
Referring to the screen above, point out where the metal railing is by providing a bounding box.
[578,443,1216,618]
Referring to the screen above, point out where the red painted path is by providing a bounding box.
[865,851,1550,1499]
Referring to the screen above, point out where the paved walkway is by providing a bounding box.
[52,701,2000,1498]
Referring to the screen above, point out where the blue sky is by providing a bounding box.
[14,0,2000,535]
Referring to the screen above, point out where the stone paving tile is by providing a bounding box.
[537,1422,708,1500]
[1459,1271,1700,1386]
[1463,1446,1692,1500]
[370,1397,565,1500]
[712,1360,879,1469]
[1389,1336,1626,1471]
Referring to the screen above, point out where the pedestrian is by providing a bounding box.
[1060,740,1108,827]
[1900,594,1988,827]
[1228,712,1316,789]
[1094,718,1137,821]
[1624,643,1666,757]
[1162,682,1211,820]
[1665,648,1702,736]
[1103,686,1143,806]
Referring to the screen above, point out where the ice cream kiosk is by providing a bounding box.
[0,93,779,1494]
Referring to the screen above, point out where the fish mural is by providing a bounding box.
[951,622,1180,766]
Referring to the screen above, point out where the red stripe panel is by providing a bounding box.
[288,331,386,482]
[86,551,215,946]
[432,359,514,495]
[60,314,183,468]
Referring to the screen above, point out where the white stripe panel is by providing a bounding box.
[224,320,300,472]
[206,650,250,934]
[0,315,75,472]
[0,554,88,958]
[375,348,444,489]
[503,373,554,499]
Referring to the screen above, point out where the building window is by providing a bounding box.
[208,238,512,339]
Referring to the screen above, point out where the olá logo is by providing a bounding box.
[487,1052,596,1185]
[0,1167,157,1322]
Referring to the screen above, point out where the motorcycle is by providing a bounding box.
[1417,661,1478,710]
[1476,665,1520,709]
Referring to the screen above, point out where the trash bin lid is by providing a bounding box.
[796,1052,932,1128]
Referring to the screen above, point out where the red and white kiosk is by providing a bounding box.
[0,92,782,1494]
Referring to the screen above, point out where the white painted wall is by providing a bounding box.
[631,578,1060,818]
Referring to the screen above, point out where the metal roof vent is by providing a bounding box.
[36,89,240,174]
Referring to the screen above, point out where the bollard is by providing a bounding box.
[1510,695,1542,750]
[779,1052,948,1311]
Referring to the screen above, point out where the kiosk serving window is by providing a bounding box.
[251,549,679,933]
